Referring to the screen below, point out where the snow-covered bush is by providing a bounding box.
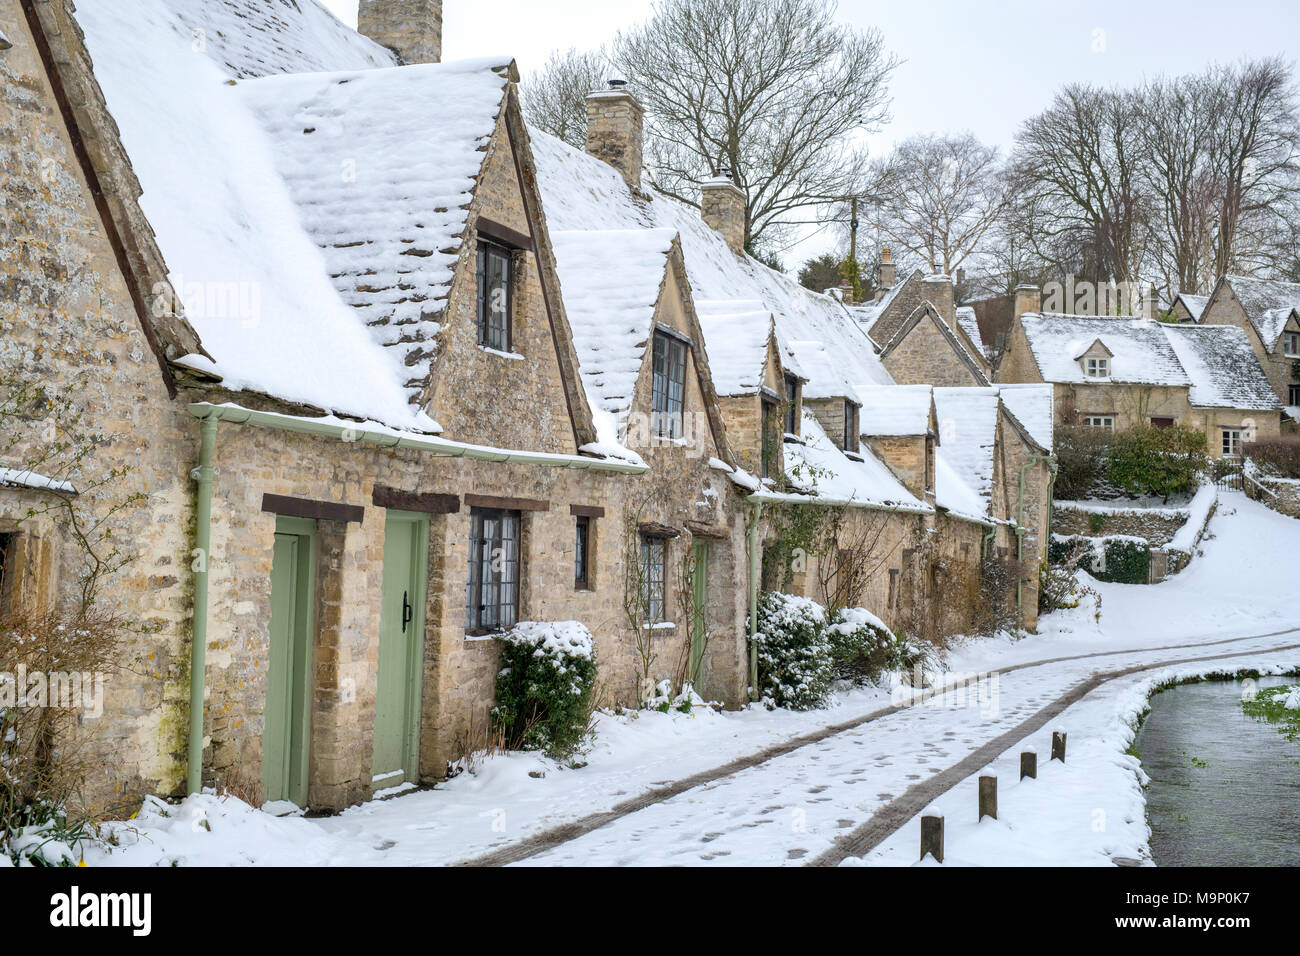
[493,621,597,758]
[751,592,833,710]
[826,607,924,685]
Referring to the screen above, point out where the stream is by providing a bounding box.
[1135,675,1300,866]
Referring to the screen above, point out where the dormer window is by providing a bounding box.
[652,330,688,438]
[842,400,859,453]
[1284,332,1300,358]
[1084,356,1109,378]
[476,240,513,352]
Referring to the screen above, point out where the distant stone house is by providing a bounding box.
[2,0,1058,817]
[997,289,1281,456]
[877,303,992,387]
[1198,275,1300,413]
[1169,292,1210,323]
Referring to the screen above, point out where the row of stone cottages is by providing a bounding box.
[0,0,1051,813]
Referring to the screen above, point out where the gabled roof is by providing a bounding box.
[240,58,517,403]
[694,302,783,397]
[1172,292,1209,322]
[1161,325,1281,411]
[552,229,732,461]
[551,228,678,436]
[1019,314,1190,387]
[857,385,935,436]
[879,303,991,386]
[1073,338,1114,360]
[996,384,1054,452]
[865,269,926,344]
[954,306,990,362]
[1221,275,1300,349]
[75,0,440,431]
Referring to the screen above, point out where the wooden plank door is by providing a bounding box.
[264,516,316,807]
[373,511,428,790]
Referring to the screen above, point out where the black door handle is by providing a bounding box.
[402,590,413,632]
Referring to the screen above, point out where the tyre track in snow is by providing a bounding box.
[454,626,1299,867]
[807,640,1300,867]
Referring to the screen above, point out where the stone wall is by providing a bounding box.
[882,317,986,387]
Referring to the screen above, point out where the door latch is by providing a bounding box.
[402,590,413,633]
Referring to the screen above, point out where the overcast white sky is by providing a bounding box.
[320,0,1300,265]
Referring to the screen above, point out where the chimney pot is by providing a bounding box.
[585,85,644,190]
[878,246,896,290]
[357,0,442,64]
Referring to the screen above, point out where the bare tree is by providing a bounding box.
[1010,84,1150,285]
[613,0,897,256]
[520,47,610,150]
[1204,58,1300,280]
[864,132,1008,276]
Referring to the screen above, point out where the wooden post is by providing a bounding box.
[1020,752,1037,780]
[978,776,997,821]
[920,815,944,863]
[1052,731,1067,763]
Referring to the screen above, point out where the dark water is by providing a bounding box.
[1135,676,1300,866]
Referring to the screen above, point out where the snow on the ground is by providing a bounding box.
[84,493,1300,866]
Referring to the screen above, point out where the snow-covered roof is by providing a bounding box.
[934,387,999,511]
[693,302,778,397]
[528,130,893,405]
[955,306,988,358]
[241,59,515,404]
[1161,325,1281,411]
[935,452,989,525]
[75,0,439,432]
[1173,293,1209,322]
[1019,314,1190,387]
[996,384,1054,452]
[1223,275,1300,349]
[550,228,678,443]
[782,414,927,513]
[857,385,934,436]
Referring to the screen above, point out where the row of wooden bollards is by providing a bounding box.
[920,731,1067,863]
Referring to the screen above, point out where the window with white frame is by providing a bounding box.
[1084,356,1109,378]
[1085,415,1115,430]
[1222,428,1243,458]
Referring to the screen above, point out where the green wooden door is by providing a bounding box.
[373,512,428,789]
[689,539,709,689]
[264,517,316,807]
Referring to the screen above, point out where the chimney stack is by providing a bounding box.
[701,170,746,254]
[1014,284,1041,321]
[1142,283,1158,320]
[584,80,643,190]
[358,0,442,65]
[878,247,896,291]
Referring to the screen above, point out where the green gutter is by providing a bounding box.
[187,411,219,794]
[182,401,647,794]
[187,403,648,474]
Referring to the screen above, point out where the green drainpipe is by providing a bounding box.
[746,501,763,700]
[188,411,220,795]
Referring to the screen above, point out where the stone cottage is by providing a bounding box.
[1197,275,1300,413]
[997,288,1281,456]
[1,0,1056,817]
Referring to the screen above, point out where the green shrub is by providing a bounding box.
[826,607,924,685]
[1054,425,1117,499]
[493,621,597,758]
[1050,534,1150,584]
[1087,512,1106,534]
[1107,424,1207,500]
[751,592,833,709]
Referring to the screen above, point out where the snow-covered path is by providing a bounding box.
[87,492,1300,867]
